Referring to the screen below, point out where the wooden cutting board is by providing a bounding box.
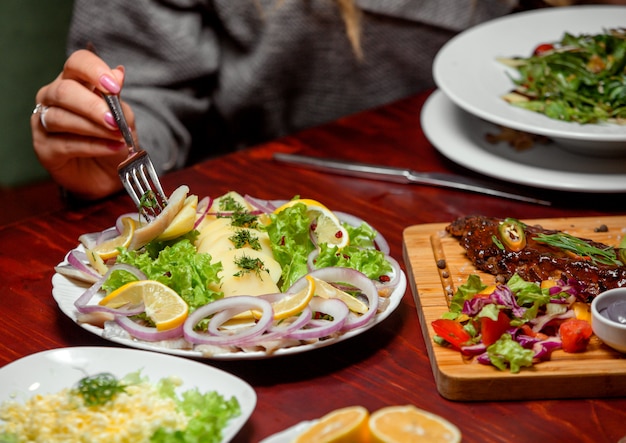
[402,215,626,401]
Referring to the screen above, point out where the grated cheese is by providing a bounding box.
[0,379,189,442]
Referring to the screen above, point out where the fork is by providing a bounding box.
[102,93,168,219]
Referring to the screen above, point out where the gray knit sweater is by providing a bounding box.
[67,0,516,172]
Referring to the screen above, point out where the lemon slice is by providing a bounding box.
[271,275,315,320]
[100,280,189,331]
[312,277,369,314]
[369,405,461,443]
[273,199,349,249]
[294,405,370,443]
[91,217,137,260]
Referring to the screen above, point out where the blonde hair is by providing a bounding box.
[255,0,364,59]
[335,0,363,59]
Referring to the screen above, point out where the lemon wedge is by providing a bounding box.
[270,275,316,320]
[91,217,137,260]
[273,198,349,249]
[100,280,189,331]
[294,405,370,443]
[312,277,369,314]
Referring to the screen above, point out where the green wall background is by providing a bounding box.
[0,1,73,187]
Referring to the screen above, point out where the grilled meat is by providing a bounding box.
[446,216,626,300]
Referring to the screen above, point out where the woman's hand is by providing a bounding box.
[31,49,134,200]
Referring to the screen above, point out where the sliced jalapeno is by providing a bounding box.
[498,218,526,251]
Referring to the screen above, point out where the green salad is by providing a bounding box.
[500,29,626,124]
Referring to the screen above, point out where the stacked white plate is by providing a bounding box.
[422,5,626,193]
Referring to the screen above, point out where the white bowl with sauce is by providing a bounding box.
[591,288,626,353]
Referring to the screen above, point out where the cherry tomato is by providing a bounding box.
[559,318,593,353]
[533,43,554,56]
[432,319,471,350]
[480,311,511,346]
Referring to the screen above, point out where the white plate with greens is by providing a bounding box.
[433,6,626,156]
[0,347,255,442]
[422,90,626,193]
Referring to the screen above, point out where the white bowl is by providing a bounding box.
[433,6,626,157]
[591,288,626,353]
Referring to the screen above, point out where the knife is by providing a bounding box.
[273,153,551,206]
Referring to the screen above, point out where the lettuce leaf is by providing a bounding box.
[102,239,223,310]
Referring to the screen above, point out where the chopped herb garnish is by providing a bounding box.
[229,229,261,250]
[533,232,622,266]
[139,190,158,209]
[234,254,267,277]
[218,195,244,212]
[230,211,259,228]
[74,373,126,407]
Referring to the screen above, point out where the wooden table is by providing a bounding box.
[2,90,626,443]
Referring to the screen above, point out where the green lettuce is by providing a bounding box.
[102,239,223,310]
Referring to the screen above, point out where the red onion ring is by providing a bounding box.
[66,250,102,281]
[183,296,274,346]
[194,196,212,228]
[243,195,278,213]
[115,316,184,341]
[303,267,380,331]
[74,264,147,315]
[374,255,401,291]
[285,297,348,340]
[115,213,142,233]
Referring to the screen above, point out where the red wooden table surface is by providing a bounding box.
[2,90,626,442]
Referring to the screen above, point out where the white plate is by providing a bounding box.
[433,6,626,155]
[259,420,315,443]
[0,346,255,442]
[52,254,406,360]
[421,89,626,193]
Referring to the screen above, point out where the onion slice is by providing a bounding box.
[303,267,380,331]
[183,296,274,346]
[285,297,348,340]
[74,264,147,315]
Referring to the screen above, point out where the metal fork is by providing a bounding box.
[102,94,168,219]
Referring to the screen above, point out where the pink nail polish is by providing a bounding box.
[104,112,118,128]
[100,74,121,94]
[106,141,127,151]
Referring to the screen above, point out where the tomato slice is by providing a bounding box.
[432,319,471,349]
[480,311,511,346]
[559,318,593,353]
[533,43,554,56]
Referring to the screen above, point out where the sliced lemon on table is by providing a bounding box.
[100,280,188,331]
[312,277,369,314]
[369,405,461,443]
[91,217,137,260]
[294,405,370,443]
[273,198,349,249]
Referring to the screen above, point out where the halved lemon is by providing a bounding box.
[368,405,461,443]
[312,277,369,314]
[270,275,315,320]
[294,405,370,443]
[91,217,137,260]
[100,280,188,331]
[273,199,349,249]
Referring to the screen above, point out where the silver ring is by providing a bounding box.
[32,103,50,130]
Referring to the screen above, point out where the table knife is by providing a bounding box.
[273,153,551,206]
